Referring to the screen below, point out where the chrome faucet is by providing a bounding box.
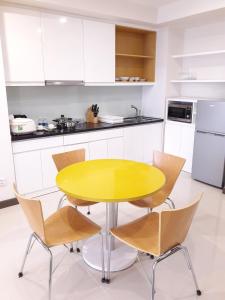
[131,105,141,117]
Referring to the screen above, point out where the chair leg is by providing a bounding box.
[180,245,202,296]
[151,260,158,300]
[100,232,106,283]
[167,198,176,209]
[18,234,34,277]
[106,233,111,284]
[70,243,74,253]
[57,194,66,210]
[47,249,53,300]
[87,206,91,215]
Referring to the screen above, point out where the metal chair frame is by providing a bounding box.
[19,231,105,300]
[106,235,201,300]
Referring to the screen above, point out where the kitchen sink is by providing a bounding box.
[124,116,159,122]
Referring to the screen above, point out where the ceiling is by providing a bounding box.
[127,0,176,8]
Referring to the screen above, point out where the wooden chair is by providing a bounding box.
[14,187,104,300]
[52,149,98,214]
[130,151,186,210]
[107,194,203,299]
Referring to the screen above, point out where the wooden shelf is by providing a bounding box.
[116,26,156,82]
[171,80,225,83]
[116,53,154,59]
[172,50,225,58]
[85,82,155,86]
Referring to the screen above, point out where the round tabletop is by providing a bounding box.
[56,159,165,203]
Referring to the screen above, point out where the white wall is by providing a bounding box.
[7,86,142,122]
[0,40,15,201]
[158,0,225,23]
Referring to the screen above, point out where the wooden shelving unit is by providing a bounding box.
[115,26,156,82]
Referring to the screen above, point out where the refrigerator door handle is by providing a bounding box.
[197,130,225,137]
[213,133,225,137]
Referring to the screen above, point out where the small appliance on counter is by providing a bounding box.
[9,115,36,135]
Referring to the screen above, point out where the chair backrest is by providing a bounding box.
[52,149,85,172]
[153,151,186,197]
[14,186,45,241]
[158,193,203,255]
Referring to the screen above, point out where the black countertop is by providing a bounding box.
[11,117,164,142]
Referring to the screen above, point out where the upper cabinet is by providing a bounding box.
[116,26,156,83]
[1,8,44,85]
[42,14,84,81]
[83,20,115,83]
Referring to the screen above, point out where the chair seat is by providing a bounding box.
[110,212,160,256]
[67,195,97,207]
[130,190,168,209]
[44,206,101,247]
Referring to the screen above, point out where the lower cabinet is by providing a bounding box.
[107,137,124,159]
[164,121,195,173]
[124,123,163,163]
[41,146,64,189]
[13,151,43,194]
[13,124,163,195]
[89,140,108,160]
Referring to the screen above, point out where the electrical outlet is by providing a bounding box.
[0,178,6,186]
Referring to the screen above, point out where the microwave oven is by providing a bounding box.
[167,101,193,123]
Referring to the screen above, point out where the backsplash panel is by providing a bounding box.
[7,86,142,123]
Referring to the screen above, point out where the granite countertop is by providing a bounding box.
[11,117,164,142]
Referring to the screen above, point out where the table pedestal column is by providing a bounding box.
[82,203,137,272]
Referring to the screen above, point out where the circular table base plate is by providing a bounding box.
[82,235,137,272]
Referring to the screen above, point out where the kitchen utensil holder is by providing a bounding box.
[86,108,99,123]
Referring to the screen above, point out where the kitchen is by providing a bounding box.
[0,1,225,300]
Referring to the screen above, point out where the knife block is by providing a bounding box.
[86,108,99,123]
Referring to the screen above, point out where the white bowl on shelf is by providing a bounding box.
[120,77,129,82]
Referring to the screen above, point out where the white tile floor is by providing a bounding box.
[0,172,225,300]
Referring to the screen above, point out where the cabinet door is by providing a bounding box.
[164,122,181,157]
[123,126,143,161]
[108,137,124,159]
[89,140,108,160]
[41,146,64,189]
[42,14,83,81]
[14,151,42,194]
[64,143,90,160]
[2,8,44,83]
[180,125,195,173]
[83,20,115,83]
[142,123,163,163]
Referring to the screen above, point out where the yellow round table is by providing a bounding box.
[56,159,165,271]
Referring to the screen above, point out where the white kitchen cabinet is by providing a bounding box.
[124,126,143,161]
[180,125,195,172]
[124,124,163,163]
[1,7,44,84]
[107,137,124,159]
[13,151,42,194]
[64,143,90,160]
[89,140,108,160]
[164,121,195,172]
[164,122,181,157]
[142,123,164,163]
[83,20,115,83]
[41,146,64,189]
[42,14,83,81]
